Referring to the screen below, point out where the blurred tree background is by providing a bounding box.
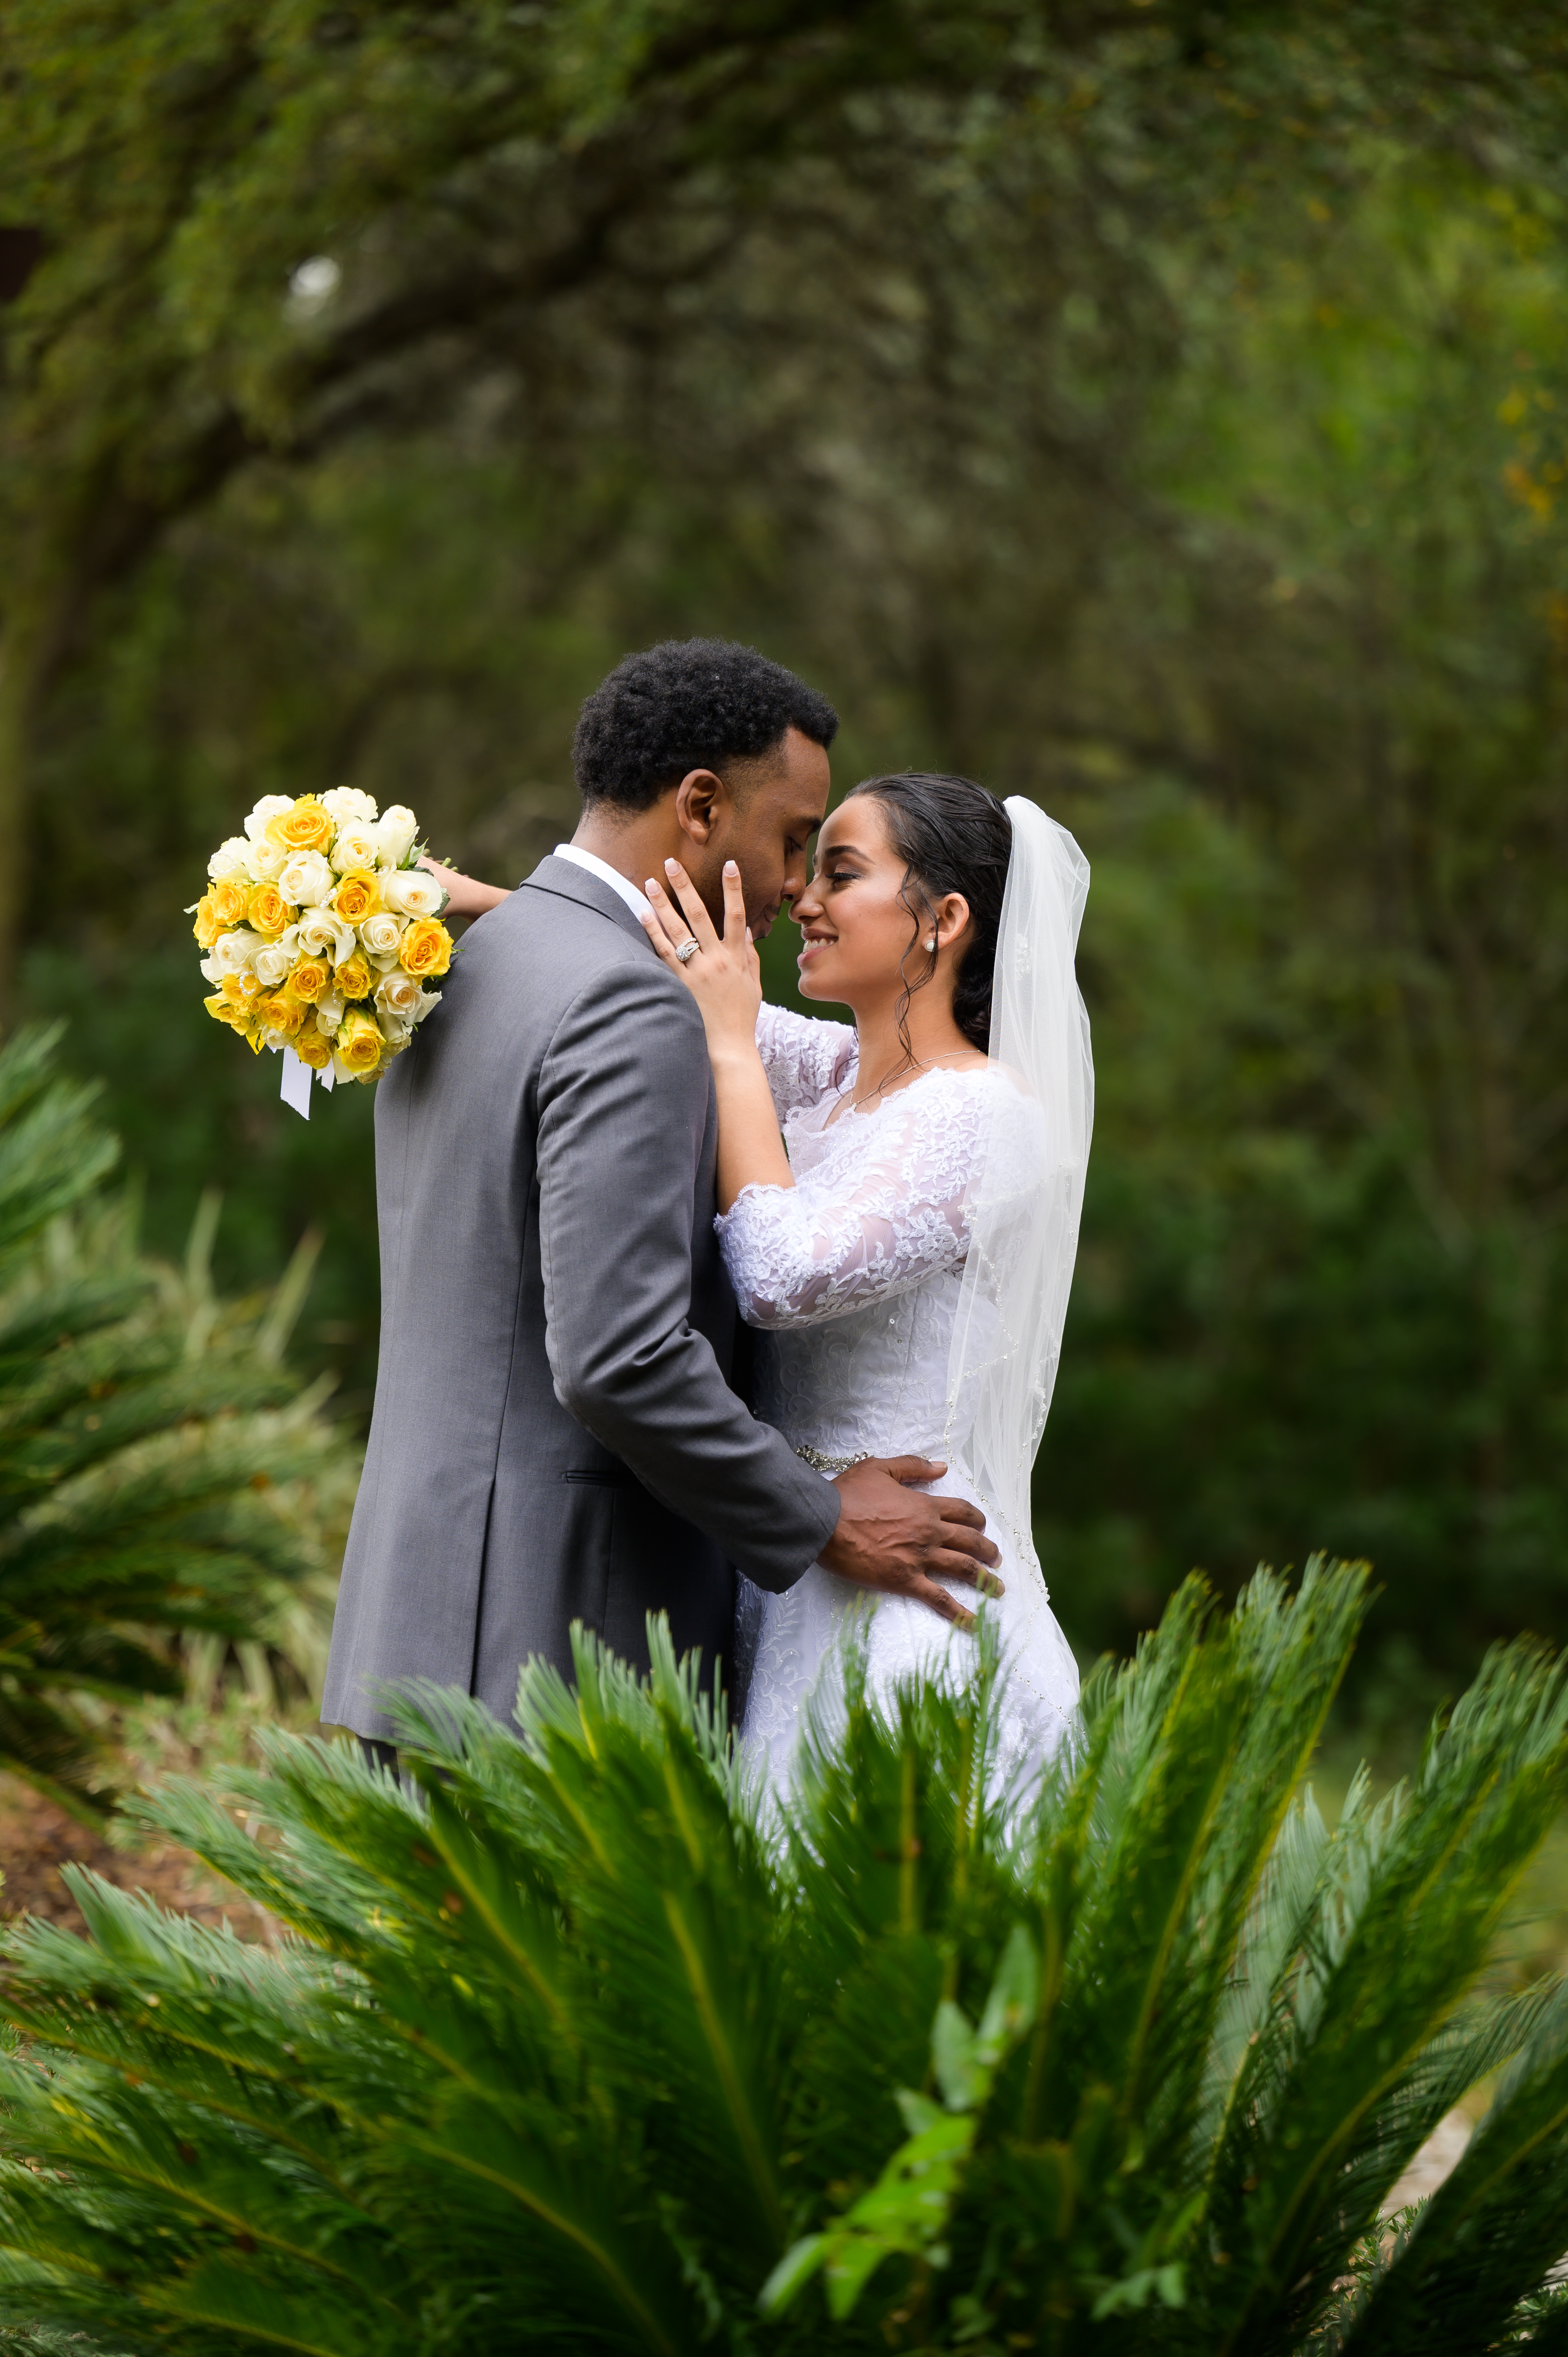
[5,2,1568,1712]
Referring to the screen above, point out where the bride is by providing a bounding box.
[639,770,1092,1792]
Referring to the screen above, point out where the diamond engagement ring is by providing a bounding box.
[675,938,701,963]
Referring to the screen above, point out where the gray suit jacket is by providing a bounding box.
[321,854,839,1742]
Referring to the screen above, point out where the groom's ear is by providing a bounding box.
[673,767,727,846]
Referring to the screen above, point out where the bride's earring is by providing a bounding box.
[924,935,937,951]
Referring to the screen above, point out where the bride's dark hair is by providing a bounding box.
[846,771,1012,1053]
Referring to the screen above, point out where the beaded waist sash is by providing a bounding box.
[794,1443,870,1476]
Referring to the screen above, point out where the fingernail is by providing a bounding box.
[955,1608,978,1633]
[978,1571,1005,1600]
[724,859,738,876]
[645,879,659,895]
[665,857,682,873]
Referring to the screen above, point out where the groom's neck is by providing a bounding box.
[570,803,681,895]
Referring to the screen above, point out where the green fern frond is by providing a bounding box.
[3,1569,1568,2353]
[0,1028,350,1809]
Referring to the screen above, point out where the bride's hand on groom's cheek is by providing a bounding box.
[820,1457,1005,1631]
[641,858,761,1051]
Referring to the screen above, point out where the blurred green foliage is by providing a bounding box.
[6,5,1568,1698]
[0,1027,348,1812]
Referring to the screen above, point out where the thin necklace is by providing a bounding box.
[846,1043,979,1117]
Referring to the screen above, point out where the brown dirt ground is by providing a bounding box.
[0,1776,276,1944]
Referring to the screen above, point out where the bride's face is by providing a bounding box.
[792,795,967,1010]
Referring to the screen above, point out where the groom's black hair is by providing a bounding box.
[572,638,839,810]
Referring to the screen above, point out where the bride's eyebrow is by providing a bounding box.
[821,840,869,864]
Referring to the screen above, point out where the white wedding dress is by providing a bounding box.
[717,1002,1082,1795]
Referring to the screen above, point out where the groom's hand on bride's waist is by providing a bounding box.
[819,1458,1003,1630]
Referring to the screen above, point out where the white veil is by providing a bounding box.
[942,798,1093,1590]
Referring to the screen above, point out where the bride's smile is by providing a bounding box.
[791,798,972,1021]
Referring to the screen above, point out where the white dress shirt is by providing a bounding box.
[553,843,653,923]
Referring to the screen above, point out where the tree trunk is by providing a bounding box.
[0,622,40,1028]
[0,517,147,1028]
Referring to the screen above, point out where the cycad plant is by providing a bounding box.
[3,1562,1568,2352]
[0,1023,341,1810]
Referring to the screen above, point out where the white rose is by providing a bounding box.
[316,989,346,1037]
[358,910,405,959]
[252,939,295,988]
[247,833,289,880]
[381,867,446,918]
[208,836,255,882]
[276,848,334,908]
[330,823,381,875]
[296,909,355,963]
[321,786,379,827]
[377,1009,413,1051]
[244,794,293,845]
[376,805,420,866]
[207,928,262,979]
[373,968,422,1021]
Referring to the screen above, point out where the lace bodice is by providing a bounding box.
[716,1004,995,1463]
[717,1005,1079,1793]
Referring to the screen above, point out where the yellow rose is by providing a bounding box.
[336,1009,384,1079]
[290,953,332,1003]
[334,950,373,1001]
[203,989,250,1034]
[191,894,222,949]
[265,795,334,855]
[332,869,382,925]
[292,1025,333,1071]
[399,917,454,980]
[204,978,263,1049]
[247,881,295,939]
[257,989,307,1039]
[210,875,250,929]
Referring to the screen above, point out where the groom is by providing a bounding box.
[322,637,998,1749]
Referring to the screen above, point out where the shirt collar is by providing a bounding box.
[553,843,654,923]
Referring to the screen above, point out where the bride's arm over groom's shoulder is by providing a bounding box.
[754,1002,855,1120]
[416,856,509,916]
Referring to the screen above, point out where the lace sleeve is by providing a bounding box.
[754,1002,856,1122]
[715,1072,990,1328]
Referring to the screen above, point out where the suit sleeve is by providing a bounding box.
[536,958,840,1593]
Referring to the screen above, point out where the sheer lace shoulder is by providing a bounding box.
[715,1066,1004,1329]
[754,1002,856,1122]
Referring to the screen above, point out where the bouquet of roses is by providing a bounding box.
[190,789,453,1095]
